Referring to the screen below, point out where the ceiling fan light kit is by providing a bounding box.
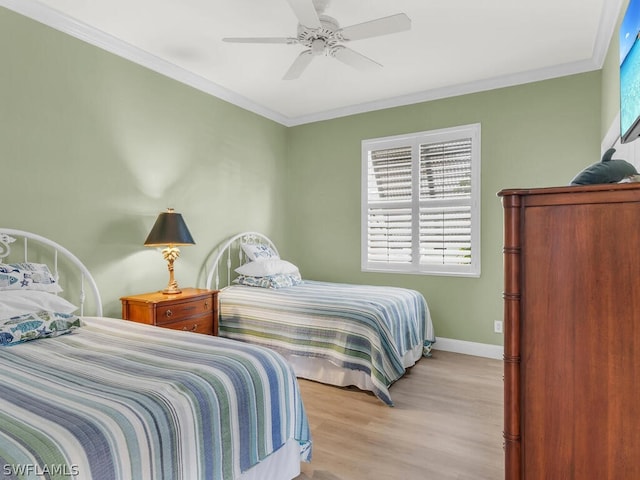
[222,0,411,80]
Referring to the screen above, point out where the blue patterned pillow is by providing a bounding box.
[0,263,62,293]
[0,311,81,346]
[234,273,302,289]
[241,243,279,261]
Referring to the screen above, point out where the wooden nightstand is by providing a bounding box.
[120,288,218,336]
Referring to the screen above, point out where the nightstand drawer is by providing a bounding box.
[156,297,213,325]
[120,288,219,336]
[162,315,213,335]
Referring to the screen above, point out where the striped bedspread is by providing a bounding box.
[219,280,435,406]
[0,316,311,480]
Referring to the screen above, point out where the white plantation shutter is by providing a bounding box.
[366,146,413,265]
[420,205,472,265]
[419,139,473,267]
[362,124,481,277]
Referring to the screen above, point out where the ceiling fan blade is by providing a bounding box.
[223,37,296,44]
[339,13,411,41]
[331,46,382,71]
[283,50,314,80]
[285,0,321,28]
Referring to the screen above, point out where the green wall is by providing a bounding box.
[1,7,289,316]
[3,7,606,346]
[286,74,602,345]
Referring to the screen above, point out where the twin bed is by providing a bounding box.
[0,229,310,480]
[205,232,435,407]
[0,228,434,479]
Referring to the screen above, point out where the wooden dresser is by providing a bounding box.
[499,183,640,480]
[121,288,218,336]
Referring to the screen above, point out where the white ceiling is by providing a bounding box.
[2,0,623,126]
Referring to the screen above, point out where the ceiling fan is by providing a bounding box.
[222,0,411,80]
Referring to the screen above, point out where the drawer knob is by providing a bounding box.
[165,310,173,318]
[205,301,209,309]
[183,324,198,332]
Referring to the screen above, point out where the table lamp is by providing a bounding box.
[144,208,195,294]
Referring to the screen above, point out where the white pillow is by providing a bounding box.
[235,259,299,277]
[0,290,78,317]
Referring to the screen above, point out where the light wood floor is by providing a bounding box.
[294,350,504,480]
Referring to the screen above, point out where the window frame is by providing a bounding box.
[361,123,481,277]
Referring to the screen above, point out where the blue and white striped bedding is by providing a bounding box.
[219,280,435,406]
[0,316,311,480]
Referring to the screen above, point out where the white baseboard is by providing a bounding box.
[432,337,504,360]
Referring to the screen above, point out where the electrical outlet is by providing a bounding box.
[494,320,503,334]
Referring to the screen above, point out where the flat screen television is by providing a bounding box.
[621,0,640,143]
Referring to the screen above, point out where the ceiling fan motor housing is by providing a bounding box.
[297,15,340,55]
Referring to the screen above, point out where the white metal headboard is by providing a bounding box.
[0,229,103,316]
[205,232,279,290]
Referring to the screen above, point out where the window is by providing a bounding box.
[361,124,481,277]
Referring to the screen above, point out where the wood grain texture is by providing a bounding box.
[295,351,503,480]
[499,184,640,479]
[120,288,218,335]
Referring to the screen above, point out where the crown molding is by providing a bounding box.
[286,58,602,126]
[2,0,623,127]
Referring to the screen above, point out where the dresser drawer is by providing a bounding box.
[155,297,213,325]
[162,315,214,335]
